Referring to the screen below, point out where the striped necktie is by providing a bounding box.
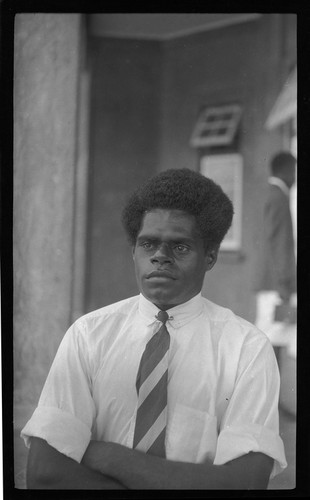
[133,310,170,457]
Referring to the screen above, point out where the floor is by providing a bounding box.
[13,407,296,490]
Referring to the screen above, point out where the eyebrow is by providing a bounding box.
[136,235,195,245]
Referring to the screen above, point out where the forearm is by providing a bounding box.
[104,444,226,489]
[84,441,273,490]
[27,437,127,490]
[28,463,126,490]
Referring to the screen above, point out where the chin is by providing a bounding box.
[143,289,176,308]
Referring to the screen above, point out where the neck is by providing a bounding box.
[154,303,177,311]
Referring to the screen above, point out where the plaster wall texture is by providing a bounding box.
[85,38,162,312]
[14,13,81,421]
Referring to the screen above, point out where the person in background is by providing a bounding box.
[253,151,296,333]
[22,168,286,490]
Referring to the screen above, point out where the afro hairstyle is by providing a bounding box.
[121,168,234,252]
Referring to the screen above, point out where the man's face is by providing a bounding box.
[281,163,296,189]
[132,209,217,310]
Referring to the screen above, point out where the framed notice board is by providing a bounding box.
[200,154,243,251]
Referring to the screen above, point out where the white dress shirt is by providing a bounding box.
[21,293,287,478]
[268,176,290,197]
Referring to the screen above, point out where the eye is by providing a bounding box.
[140,241,154,250]
[174,244,190,254]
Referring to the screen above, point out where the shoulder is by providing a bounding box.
[77,295,139,322]
[201,298,275,379]
[71,295,140,341]
[201,296,269,346]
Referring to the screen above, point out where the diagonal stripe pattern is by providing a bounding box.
[133,310,170,457]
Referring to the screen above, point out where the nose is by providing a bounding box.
[150,243,173,265]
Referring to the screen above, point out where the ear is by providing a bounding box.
[204,248,218,272]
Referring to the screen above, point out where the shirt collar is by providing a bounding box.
[138,293,204,329]
[268,176,290,197]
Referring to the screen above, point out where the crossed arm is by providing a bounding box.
[27,437,273,490]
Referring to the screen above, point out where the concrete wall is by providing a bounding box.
[85,38,162,311]
[14,13,86,424]
[86,14,296,322]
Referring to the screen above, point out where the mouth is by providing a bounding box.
[146,270,176,280]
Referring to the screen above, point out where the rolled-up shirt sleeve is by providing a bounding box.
[214,334,287,478]
[21,320,96,463]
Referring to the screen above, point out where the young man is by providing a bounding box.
[22,168,286,489]
[253,152,296,332]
